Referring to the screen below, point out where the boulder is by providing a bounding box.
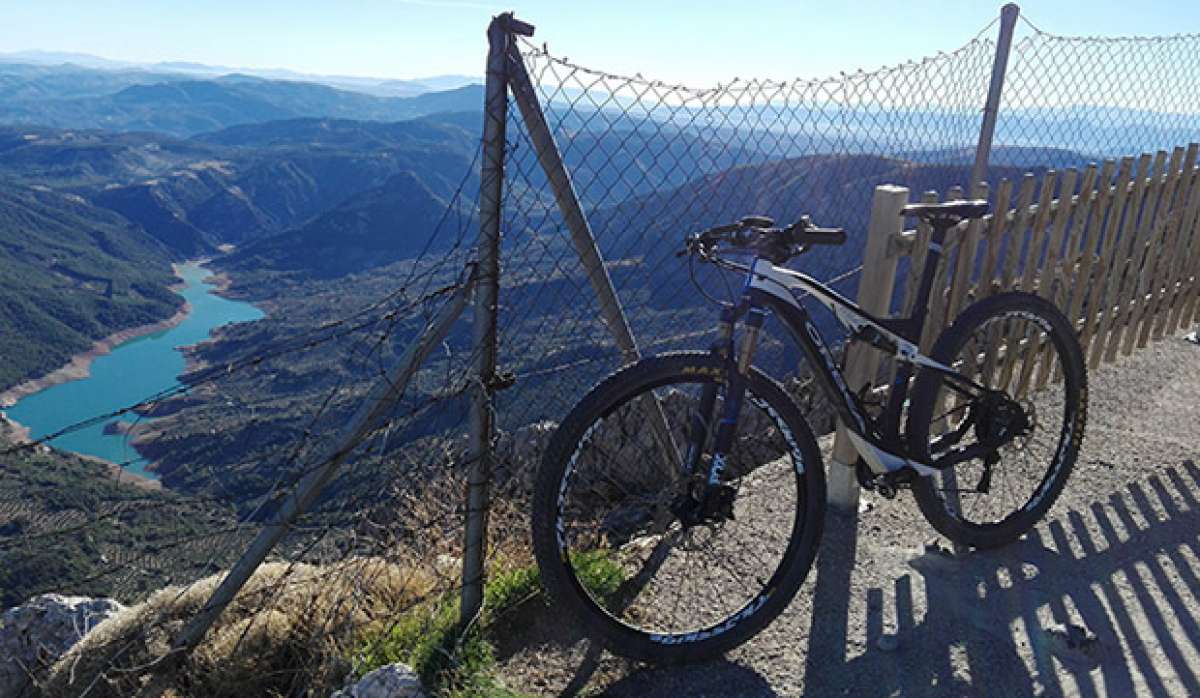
[331,663,427,698]
[0,594,123,697]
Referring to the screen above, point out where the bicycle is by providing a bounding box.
[531,201,1088,663]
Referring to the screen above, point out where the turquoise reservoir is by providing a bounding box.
[7,262,263,478]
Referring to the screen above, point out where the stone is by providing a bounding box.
[0,594,124,697]
[331,663,427,698]
[1046,622,1103,665]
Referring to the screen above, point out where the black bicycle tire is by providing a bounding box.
[531,351,826,663]
[907,292,1088,549]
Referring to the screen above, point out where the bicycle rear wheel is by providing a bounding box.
[906,292,1087,549]
[531,351,825,663]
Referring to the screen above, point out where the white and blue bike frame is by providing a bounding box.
[689,244,992,486]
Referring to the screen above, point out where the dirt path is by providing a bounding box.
[498,332,1200,697]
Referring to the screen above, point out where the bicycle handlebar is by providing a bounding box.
[683,215,846,263]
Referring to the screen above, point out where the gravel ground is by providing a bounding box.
[497,332,1200,697]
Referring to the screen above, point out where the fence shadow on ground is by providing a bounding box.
[579,458,1200,697]
[804,458,1200,697]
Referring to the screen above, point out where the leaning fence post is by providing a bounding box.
[828,185,910,511]
[505,35,680,469]
[461,12,531,627]
[970,2,1020,190]
[170,266,477,655]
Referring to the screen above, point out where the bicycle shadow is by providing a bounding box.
[583,458,1200,696]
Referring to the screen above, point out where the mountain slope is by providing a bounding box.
[220,170,466,278]
[0,126,217,189]
[0,70,484,136]
[88,116,479,252]
[0,184,179,389]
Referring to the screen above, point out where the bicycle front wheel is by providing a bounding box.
[531,351,825,663]
[907,292,1087,549]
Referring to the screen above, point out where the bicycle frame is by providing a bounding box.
[704,247,989,480]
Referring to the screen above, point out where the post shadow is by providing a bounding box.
[800,507,859,695]
[544,461,1200,696]
[813,459,1200,697]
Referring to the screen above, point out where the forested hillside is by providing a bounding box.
[0,185,178,388]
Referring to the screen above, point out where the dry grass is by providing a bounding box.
[40,557,435,698]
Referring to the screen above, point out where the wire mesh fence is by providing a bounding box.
[0,155,494,695]
[5,7,1200,697]
[492,30,1001,442]
[996,23,1200,171]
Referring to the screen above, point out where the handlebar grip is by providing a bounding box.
[797,227,846,246]
[702,222,742,238]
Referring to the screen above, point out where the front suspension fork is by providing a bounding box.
[684,304,766,486]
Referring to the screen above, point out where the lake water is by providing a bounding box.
[7,262,264,478]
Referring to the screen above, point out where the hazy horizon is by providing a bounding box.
[1,1,1196,88]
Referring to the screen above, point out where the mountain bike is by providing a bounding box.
[530,201,1088,663]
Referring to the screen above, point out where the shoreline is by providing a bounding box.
[0,299,193,409]
[79,451,162,491]
[0,261,200,491]
[0,261,198,409]
[0,258,264,490]
[0,419,160,490]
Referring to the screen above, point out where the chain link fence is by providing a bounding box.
[493,31,998,442]
[996,24,1200,170]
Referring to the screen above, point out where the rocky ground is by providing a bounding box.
[496,332,1200,697]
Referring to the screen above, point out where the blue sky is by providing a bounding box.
[0,1,1195,85]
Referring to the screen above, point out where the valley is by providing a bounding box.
[0,54,1104,606]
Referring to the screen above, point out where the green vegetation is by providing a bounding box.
[42,558,433,698]
[0,184,180,390]
[0,429,238,608]
[355,552,624,697]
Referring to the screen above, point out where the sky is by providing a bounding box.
[0,1,1196,86]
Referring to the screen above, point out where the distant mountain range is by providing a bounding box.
[0,59,484,137]
[0,62,1102,458]
[0,50,476,97]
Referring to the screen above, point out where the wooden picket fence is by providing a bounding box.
[899,143,1200,379]
[829,144,1200,507]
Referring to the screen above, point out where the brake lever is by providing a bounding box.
[677,234,703,258]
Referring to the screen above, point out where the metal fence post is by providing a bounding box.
[828,185,910,511]
[461,13,530,626]
[970,2,1020,190]
[170,268,477,655]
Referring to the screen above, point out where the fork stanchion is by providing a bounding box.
[829,185,910,512]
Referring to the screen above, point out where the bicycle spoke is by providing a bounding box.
[550,369,808,638]
[921,308,1078,530]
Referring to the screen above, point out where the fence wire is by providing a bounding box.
[0,145,492,696]
[491,30,1001,444]
[995,24,1200,171]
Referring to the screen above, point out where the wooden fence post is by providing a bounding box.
[829,185,909,511]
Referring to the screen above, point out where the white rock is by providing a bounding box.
[0,594,124,697]
[332,663,427,698]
